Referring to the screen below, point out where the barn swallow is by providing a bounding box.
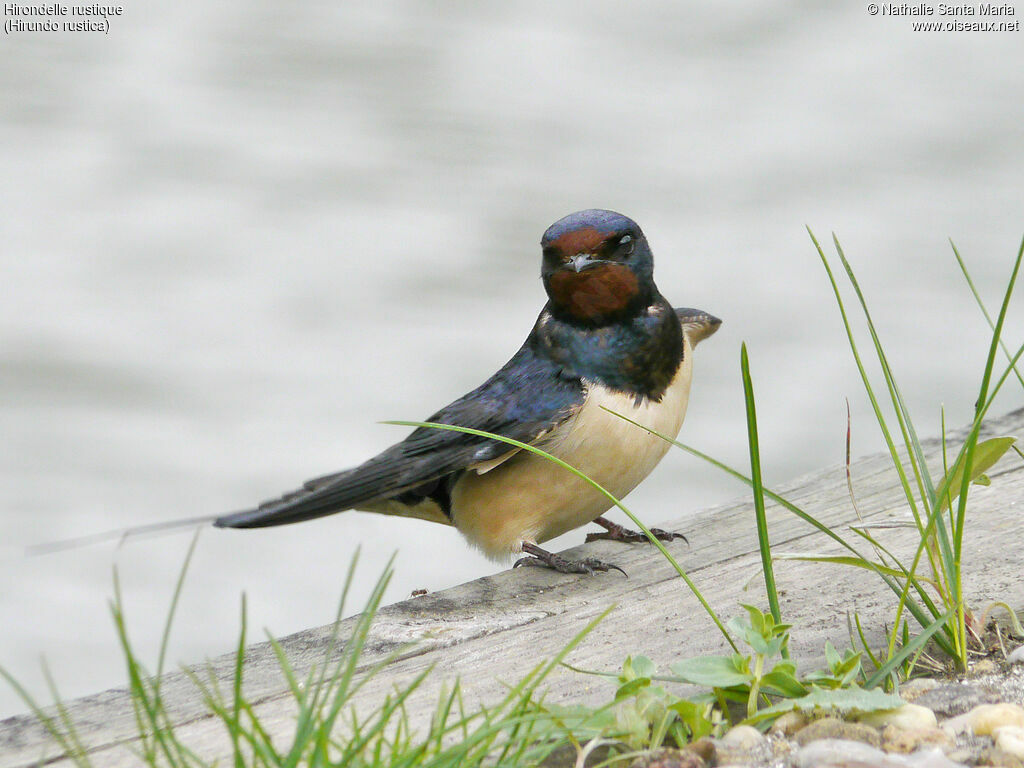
[215,209,720,574]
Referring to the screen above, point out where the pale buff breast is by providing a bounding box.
[450,336,695,560]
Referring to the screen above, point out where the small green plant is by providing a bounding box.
[609,655,718,749]
[571,605,904,745]
[671,605,801,722]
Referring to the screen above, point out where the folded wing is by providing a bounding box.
[214,342,584,529]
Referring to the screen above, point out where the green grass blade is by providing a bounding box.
[0,663,94,767]
[231,594,247,767]
[832,235,938,507]
[951,237,1024,392]
[865,611,951,689]
[773,553,914,582]
[809,229,926,529]
[384,419,738,652]
[740,344,784,647]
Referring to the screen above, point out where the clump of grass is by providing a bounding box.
[808,232,1022,674]
[1,536,618,767]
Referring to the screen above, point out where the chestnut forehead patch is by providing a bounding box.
[548,226,614,255]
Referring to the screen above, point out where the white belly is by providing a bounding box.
[450,343,694,560]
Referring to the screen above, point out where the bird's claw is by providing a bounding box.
[586,520,688,545]
[514,545,627,576]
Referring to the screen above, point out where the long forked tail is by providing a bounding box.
[23,514,219,557]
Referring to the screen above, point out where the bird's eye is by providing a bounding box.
[617,234,635,256]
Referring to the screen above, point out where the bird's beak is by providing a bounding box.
[568,253,596,273]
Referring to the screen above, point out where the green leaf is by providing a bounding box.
[937,436,1016,511]
[670,656,753,688]
[744,685,904,725]
[741,604,768,637]
[615,678,652,700]
[824,641,841,671]
[746,631,772,656]
[667,699,717,741]
[627,655,658,679]
[774,553,912,582]
[760,669,808,698]
[865,610,951,689]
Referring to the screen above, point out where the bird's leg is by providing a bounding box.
[513,541,627,576]
[584,516,687,544]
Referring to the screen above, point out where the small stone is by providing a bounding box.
[968,703,1024,735]
[996,725,1024,759]
[914,683,1000,717]
[720,724,767,750]
[881,724,953,754]
[903,747,971,767]
[945,748,979,765]
[687,738,715,764]
[795,717,882,748]
[1008,645,1024,665]
[793,738,895,767]
[628,748,705,768]
[940,712,972,737]
[769,734,798,760]
[858,703,938,730]
[792,738,964,767]
[905,747,972,767]
[771,710,809,736]
[541,742,622,768]
[971,659,998,676]
[710,724,772,766]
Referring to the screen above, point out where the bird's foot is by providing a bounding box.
[584,516,688,545]
[513,542,627,576]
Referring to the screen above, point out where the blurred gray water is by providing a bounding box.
[1,0,1022,718]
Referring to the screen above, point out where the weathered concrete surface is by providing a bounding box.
[2,408,1022,767]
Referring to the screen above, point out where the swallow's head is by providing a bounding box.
[540,209,655,324]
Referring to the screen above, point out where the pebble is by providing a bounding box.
[720,724,767,750]
[858,703,938,730]
[881,724,953,753]
[770,710,809,736]
[793,739,966,767]
[940,712,972,737]
[795,717,881,748]
[627,748,706,768]
[1009,645,1024,665]
[971,659,998,675]
[697,725,773,766]
[967,702,1024,735]
[996,725,1024,759]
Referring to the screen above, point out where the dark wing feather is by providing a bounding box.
[214,340,583,528]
